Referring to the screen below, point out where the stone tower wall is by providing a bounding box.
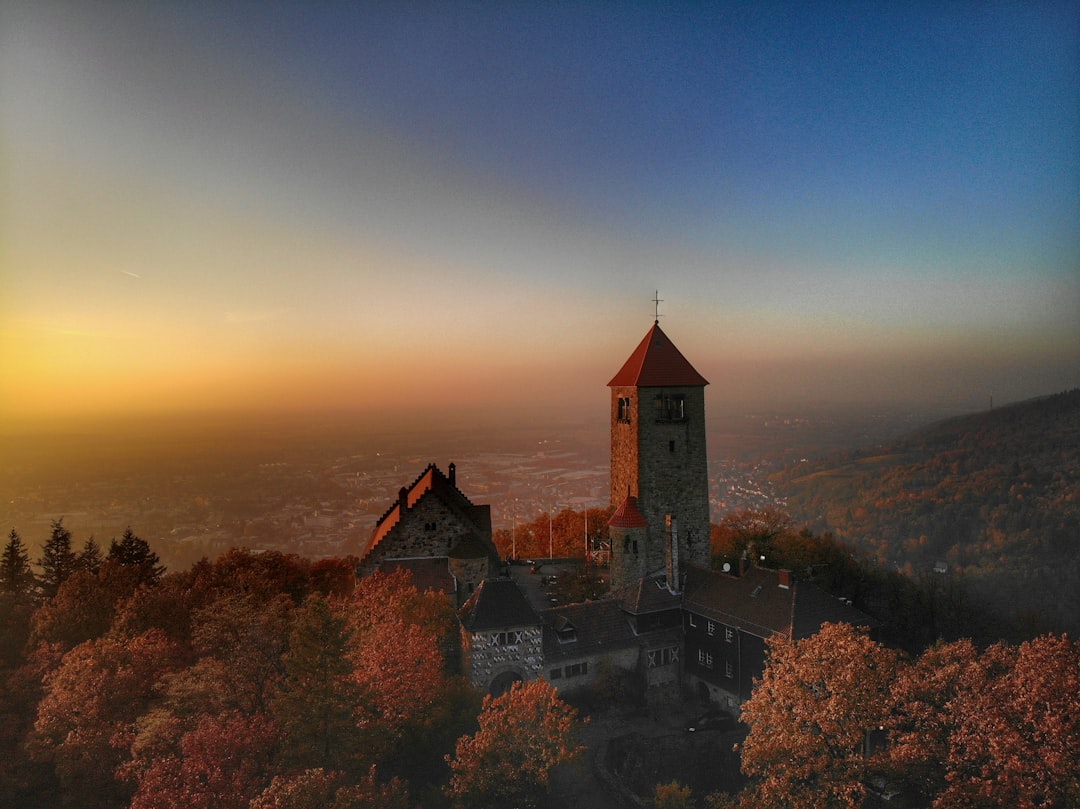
[609,523,648,591]
[610,385,641,506]
[610,384,710,579]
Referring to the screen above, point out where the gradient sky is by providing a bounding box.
[2,1,1078,429]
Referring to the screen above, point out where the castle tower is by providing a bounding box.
[608,320,710,591]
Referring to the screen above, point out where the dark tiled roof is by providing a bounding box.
[790,581,880,639]
[458,577,541,632]
[608,321,709,388]
[682,565,877,640]
[609,495,649,528]
[540,599,640,662]
[619,572,684,615]
[379,557,455,595]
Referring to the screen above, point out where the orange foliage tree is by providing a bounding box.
[444,678,584,809]
[888,634,1080,808]
[739,622,898,809]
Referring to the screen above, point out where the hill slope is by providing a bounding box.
[774,389,1080,634]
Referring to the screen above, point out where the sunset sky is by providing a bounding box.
[2,2,1078,430]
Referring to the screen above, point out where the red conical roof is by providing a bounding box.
[608,321,709,387]
[608,495,649,528]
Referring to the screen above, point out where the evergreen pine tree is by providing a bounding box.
[37,519,77,599]
[1,528,36,599]
[77,537,104,576]
[107,527,165,584]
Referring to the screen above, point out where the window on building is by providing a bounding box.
[647,647,679,668]
[617,397,632,423]
[707,620,716,636]
[687,614,697,628]
[725,627,734,643]
[493,631,524,646]
[669,440,676,453]
[698,649,714,669]
[725,661,734,678]
[655,394,687,421]
[565,662,588,678]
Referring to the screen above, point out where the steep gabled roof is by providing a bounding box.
[365,463,491,560]
[608,321,709,388]
[458,577,541,632]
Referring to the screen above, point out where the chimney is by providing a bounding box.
[665,514,680,594]
[738,551,750,577]
[448,462,456,486]
[398,486,408,513]
[778,569,792,589]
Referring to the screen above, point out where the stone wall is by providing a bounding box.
[363,496,473,573]
[610,384,710,585]
[462,625,543,691]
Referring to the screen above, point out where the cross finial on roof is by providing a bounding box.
[652,290,664,323]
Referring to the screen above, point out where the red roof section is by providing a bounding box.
[608,495,648,528]
[608,321,709,387]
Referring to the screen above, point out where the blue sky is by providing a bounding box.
[2,1,1077,425]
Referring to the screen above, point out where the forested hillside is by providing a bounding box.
[774,389,1080,635]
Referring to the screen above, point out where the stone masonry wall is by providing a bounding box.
[637,385,710,572]
[610,385,710,581]
[463,625,544,690]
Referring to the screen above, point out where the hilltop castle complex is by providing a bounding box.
[359,318,873,709]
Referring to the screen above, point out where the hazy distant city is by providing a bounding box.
[1,404,947,573]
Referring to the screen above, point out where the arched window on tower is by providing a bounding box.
[655,394,686,421]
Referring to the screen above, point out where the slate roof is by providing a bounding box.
[540,599,641,662]
[378,557,456,596]
[682,565,877,640]
[618,571,684,616]
[608,321,709,388]
[458,577,541,632]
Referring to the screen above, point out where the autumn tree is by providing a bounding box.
[29,562,152,651]
[163,592,293,717]
[712,507,792,568]
[128,710,279,809]
[739,622,898,809]
[889,633,1080,808]
[250,767,411,809]
[28,629,183,809]
[444,678,585,809]
[37,519,78,598]
[655,780,694,809]
[347,569,456,752]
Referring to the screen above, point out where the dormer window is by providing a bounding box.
[655,394,686,421]
[553,615,577,644]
